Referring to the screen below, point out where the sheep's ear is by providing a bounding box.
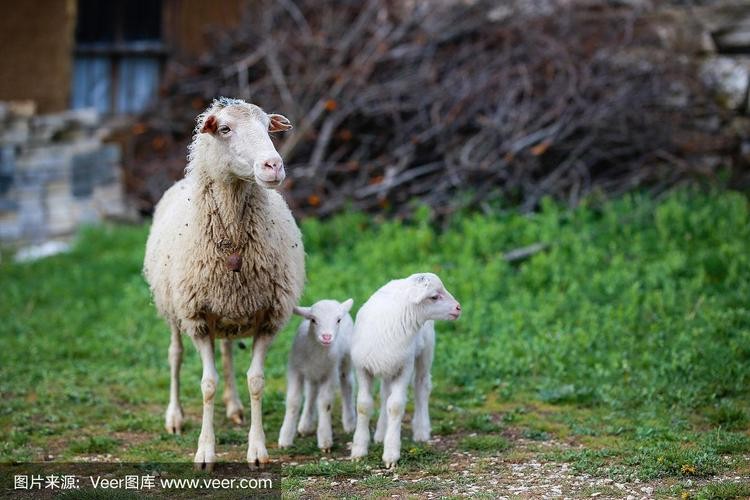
[268,114,292,132]
[201,115,218,134]
[293,306,313,320]
[408,286,432,305]
[340,298,354,314]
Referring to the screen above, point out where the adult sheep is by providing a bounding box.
[143,98,305,470]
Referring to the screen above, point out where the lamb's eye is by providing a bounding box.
[311,318,316,324]
[218,125,231,135]
[337,318,341,324]
[430,295,440,301]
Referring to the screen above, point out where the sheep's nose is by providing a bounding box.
[321,333,333,343]
[455,303,462,312]
[263,158,285,181]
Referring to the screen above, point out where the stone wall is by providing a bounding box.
[0,102,131,244]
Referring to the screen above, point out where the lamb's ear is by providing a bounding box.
[268,113,292,132]
[293,306,314,320]
[201,115,218,134]
[340,298,354,314]
[408,285,433,305]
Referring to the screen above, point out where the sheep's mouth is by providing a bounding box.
[319,339,333,346]
[448,312,460,320]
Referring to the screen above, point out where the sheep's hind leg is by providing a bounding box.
[412,337,434,442]
[297,381,318,436]
[373,379,391,443]
[278,369,303,448]
[382,362,414,469]
[340,356,356,433]
[316,376,334,452]
[192,333,218,471]
[351,368,374,460]
[220,339,244,425]
[165,323,184,435]
[247,334,272,466]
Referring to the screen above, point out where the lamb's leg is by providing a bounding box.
[373,379,391,443]
[339,355,356,433]
[192,334,218,471]
[278,369,303,448]
[165,323,184,435]
[412,338,435,442]
[382,362,414,469]
[220,339,244,425]
[350,368,374,460]
[316,376,335,452]
[246,334,272,466]
[297,381,318,436]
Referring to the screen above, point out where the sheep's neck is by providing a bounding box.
[206,180,261,272]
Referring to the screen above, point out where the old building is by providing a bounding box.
[0,0,247,244]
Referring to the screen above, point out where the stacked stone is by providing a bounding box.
[0,102,129,243]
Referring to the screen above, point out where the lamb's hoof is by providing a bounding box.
[382,450,400,470]
[277,438,293,449]
[320,446,332,454]
[297,424,315,437]
[343,423,355,434]
[350,444,368,461]
[194,447,215,472]
[373,432,385,444]
[412,430,430,442]
[247,443,270,468]
[165,404,184,435]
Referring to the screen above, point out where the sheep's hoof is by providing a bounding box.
[373,432,385,444]
[194,447,215,472]
[247,443,270,467]
[382,450,400,470]
[412,431,430,442]
[384,461,397,470]
[165,404,184,435]
[320,447,332,454]
[297,425,315,436]
[350,444,368,461]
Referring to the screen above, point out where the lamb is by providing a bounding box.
[143,98,305,470]
[278,299,356,452]
[349,273,461,468]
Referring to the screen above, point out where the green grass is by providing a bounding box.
[1,188,749,495]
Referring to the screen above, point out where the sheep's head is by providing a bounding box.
[406,273,462,321]
[294,298,354,347]
[196,98,292,188]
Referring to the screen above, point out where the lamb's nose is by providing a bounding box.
[455,303,462,312]
[321,334,332,343]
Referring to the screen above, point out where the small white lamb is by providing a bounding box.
[278,299,356,452]
[350,273,461,468]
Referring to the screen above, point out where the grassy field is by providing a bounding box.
[1,189,749,498]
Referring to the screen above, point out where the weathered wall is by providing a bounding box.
[0,0,77,113]
[163,0,249,58]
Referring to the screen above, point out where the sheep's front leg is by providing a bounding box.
[339,356,356,433]
[278,369,303,448]
[246,334,272,466]
[316,376,335,452]
[382,363,414,469]
[374,379,391,443]
[350,368,374,460]
[412,340,434,442]
[297,381,318,436]
[165,323,184,434]
[220,339,244,425]
[191,333,218,471]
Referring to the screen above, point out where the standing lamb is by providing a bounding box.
[278,299,356,452]
[350,273,461,468]
[143,98,305,470]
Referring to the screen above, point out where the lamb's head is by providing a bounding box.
[193,98,292,188]
[405,273,461,321]
[294,298,354,347]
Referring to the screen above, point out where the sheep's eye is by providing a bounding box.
[310,318,316,324]
[337,318,341,324]
[218,125,231,135]
[430,295,440,301]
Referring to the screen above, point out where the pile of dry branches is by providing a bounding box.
[123,0,735,216]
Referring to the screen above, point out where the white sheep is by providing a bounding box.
[278,299,356,452]
[349,273,461,468]
[143,97,305,470]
